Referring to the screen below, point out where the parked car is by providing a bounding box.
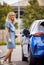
[29,20,44,65]
[21,29,30,62]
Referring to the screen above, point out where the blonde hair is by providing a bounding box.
[6,12,16,24]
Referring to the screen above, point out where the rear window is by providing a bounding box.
[40,22,44,26]
[39,22,44,31]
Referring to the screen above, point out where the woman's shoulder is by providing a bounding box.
[5,21,11,28]
[5,21,15,31]
[5,21,11,24]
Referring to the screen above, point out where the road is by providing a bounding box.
[0,45,29,65]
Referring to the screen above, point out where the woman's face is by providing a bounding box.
[9,13,16,24]
[10,15,15,21]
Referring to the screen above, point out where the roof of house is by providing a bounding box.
[10,0,29,6]
[10,0,44,7]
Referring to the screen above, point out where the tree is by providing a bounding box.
[14,22,18,29]
[22,0,44,29]
[0,2,13,29]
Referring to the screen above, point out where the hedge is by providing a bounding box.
[0,41,21,45]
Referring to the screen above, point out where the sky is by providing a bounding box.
[0,0,22,4]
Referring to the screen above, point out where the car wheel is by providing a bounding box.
[29,49,37,65]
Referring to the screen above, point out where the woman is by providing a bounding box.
[1,12,16,64]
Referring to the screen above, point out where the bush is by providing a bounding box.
[0,41,21,45]
[0,41,6,45]
[16,42,21,45]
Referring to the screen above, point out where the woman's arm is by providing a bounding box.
[5,27,11,42]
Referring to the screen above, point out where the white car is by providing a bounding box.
[21,29,30,62]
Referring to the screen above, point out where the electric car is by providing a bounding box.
[29,20,44,65]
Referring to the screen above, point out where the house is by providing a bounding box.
[10,0,44,18]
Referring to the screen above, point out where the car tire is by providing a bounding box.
[29,49,37,65]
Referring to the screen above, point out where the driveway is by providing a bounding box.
[0,45,29,65]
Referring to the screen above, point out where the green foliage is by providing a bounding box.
[0,41,6,45]
[22,0,44,29]
[16,42,21,45]
[0,2,13,29]
[14,22,18,29]
[0,41,21,45]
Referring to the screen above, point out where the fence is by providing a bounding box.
[0,30,5,42]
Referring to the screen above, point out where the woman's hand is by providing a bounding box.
[8,38,11,42]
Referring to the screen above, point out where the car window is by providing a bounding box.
[39,22,44,31]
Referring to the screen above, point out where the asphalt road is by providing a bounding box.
[0,45,29,65]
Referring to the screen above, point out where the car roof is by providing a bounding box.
[33,19,44,23]
[29,20,44,34]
